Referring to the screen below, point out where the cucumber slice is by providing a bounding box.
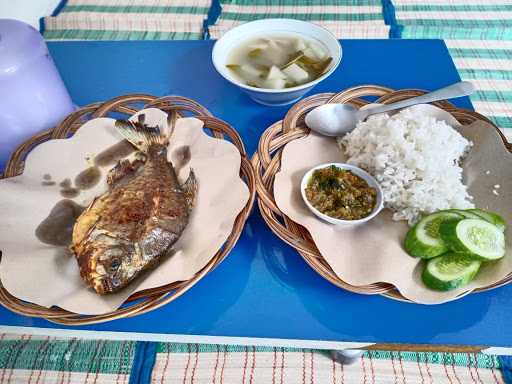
[422,253,481,291]
[404,211,463,258]
[443,209,482,220]
[440,219,505,260]
[467,209,506,232]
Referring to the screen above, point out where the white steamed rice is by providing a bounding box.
[338,107,474,224]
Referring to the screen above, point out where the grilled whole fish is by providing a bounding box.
[71,113,197,294]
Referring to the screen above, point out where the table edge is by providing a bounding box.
[1,325,509,355]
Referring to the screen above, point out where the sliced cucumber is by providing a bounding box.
[440,219,505,261]
[404,211,463,258]
[467,209,506,232]
[422,253,481,291]
[443,209,483,220]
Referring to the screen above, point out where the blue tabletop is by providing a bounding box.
[1,39,511,350]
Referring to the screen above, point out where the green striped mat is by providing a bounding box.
[0,335,505,383]
[209,22,391,39]
[0,335,136,383]
[157,342,500,368]
[393,0,512,29]
[401,25,512,41]
[393,1,512,41]
[44,29,202,40]
[209,0,390,39]
[43,0,210,40]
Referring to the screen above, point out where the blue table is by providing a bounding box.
[1,39,511,353]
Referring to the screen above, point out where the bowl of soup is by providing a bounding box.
[212,19,342,106]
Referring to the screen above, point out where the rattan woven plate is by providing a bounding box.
[0,94,255,324]
[252,85,512,303]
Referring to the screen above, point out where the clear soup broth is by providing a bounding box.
[226,34,332,90]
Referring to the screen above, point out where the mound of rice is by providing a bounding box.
[338,107,474,224]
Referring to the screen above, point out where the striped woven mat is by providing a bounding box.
[394,0,512,39]
[43,0,210,40]
[0,334,507,383]
[208,0,391,39]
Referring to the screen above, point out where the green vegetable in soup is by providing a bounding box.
[311,57,333,76]
[281,50,305,70]
[226,35,331,90]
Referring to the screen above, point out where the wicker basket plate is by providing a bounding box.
[0,95,255,324]
[252,85,512,303]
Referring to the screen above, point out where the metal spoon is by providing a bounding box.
[305,81,475,137]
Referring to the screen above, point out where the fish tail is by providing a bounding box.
[182,169,198,211]
[114,110,178,153]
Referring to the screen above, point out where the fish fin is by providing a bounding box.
[182,169,198,211]
[86,196,99,211]
[114,119,167,153]
[164,110,178,141]
[106,159,142,187]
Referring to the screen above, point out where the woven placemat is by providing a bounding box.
[0,334,505,384]
[209,0,390,39]
[42,0,211,40]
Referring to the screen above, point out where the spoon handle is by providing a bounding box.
[359,81,475,119]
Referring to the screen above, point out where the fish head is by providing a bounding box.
[88,228,177,294]
[82,233,139,295]
[90,253,125,294]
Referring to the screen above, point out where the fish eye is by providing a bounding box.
[110,259,121,271]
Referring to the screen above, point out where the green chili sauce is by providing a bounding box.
[305,166,377,220]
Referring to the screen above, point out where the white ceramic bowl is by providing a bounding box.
[300,163,384,226]
[212,19,342,106]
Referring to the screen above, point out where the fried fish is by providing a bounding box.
[71,113,197,294]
